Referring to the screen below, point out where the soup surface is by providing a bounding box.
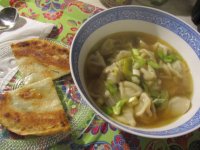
[84,32,193,128]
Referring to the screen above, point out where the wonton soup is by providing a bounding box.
[84,32,193,128]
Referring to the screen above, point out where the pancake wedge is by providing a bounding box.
[0,78,70,136]
[11,38,70,84]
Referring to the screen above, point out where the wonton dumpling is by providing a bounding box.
[86,51,106,76]
[113,106,136,126]
[160,61,183,78]
[141,65,157,81]
[88,78,105,99]
[100,39,116,56]
[135,93,157,124]
[135,92,152,117]
[140,49,155,60]
[170,60,183,78]
[159,61,171,76]
[104,90,118,106]
[136,105,157,125]
[115,50,132,61]
[167,96,190,117]
[119,81,142,99]
[139,39,149,49]
[104,63,123,83]
[152,42,169,54]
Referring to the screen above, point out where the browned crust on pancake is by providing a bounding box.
[18,88,43,100]
[0,80,70,136]
[11,39,70,71]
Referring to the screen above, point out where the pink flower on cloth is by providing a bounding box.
[21,8,40,20]
[10,0,27,10]
[85,121,108,135]
[43,11,63,20]
[111,135,130,150]
[62,33,75,46]
[39,0,64,20]
[64,1,101,14]
[120,131,141,149]
[85,116,117,135]
[62,19,82,46]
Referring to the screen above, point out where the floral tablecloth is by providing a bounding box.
[1,0,200,149]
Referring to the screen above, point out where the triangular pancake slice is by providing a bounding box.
[11,38,70,84]
[0,78,70,136]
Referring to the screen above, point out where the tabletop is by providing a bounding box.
[0,0,200,150]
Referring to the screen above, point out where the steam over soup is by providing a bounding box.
[84,32,193,128]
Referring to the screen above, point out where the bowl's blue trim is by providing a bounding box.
[71,6,200,137]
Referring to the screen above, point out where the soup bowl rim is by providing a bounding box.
[70,5,200,138]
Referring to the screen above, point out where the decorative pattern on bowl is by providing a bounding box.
[70,6,200,138]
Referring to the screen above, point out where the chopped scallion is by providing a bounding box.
[148,60,160,69]
[105,80,118,96]
[103,107,113,115]
[112,99,127,115]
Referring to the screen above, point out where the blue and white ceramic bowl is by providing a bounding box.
[70,6,200,138]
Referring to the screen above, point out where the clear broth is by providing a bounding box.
[84,32,193,128]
